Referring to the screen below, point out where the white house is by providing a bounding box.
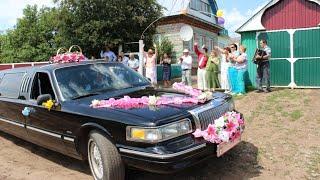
[155,0,230,64]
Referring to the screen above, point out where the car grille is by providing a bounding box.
[189,101,231,130]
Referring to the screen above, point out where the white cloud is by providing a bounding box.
[0,0,54,31]
[223,0,269,38]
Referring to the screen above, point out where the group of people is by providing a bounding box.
[100,45,172,87]
[179,42,247,95]
[99,39,272,94]
[143,45,173,87]
[100,46,139,71]
[179,39,271,95]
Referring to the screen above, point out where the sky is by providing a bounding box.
[0,0,270,37]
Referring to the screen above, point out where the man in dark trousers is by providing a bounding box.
[255,39,271,93]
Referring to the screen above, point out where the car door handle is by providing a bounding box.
[22,107,35,117]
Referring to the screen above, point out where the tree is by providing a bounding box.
[155,37,174,63]
[0,0,163,62]
[54,0,162,58]
[0,5,61,63]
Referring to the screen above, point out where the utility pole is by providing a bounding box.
[138,40,144,75]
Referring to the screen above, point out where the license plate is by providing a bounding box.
[217,136,241,157]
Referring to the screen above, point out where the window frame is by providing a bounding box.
[0,72,26,99]
[29,71,58,103]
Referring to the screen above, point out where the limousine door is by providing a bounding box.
[0,72,28,139]
[24,72,67,154]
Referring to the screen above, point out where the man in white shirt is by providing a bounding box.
[119,52,129,66]
[178,49,193,86]
[100,46,117,62]
[128,53,139,71]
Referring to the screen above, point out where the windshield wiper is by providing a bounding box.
[72,93,100,100]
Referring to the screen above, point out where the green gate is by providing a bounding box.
[241,27,320,88]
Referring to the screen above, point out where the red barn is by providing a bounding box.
[237,0,320,88]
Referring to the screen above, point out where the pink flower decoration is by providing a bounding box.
[61,54,70,62]
[193,129,202,138]
[191,112,244,144]
[207,124,216,135]
[69,53,78,61]
[226,121,236,132]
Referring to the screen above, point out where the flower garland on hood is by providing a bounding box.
[90,83,213,109]
[193,111,244,144]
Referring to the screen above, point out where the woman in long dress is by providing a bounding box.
[206,50,220,91]
[144,45,158,85]
[215,46,232,93]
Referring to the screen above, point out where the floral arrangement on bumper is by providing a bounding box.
[90,83,213,109]
[193,111,244,144]
[50,45,85,63]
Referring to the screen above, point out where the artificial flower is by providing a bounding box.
[91,99,101,108]
[215,117,226,128]
[42,99,55,111]
[193,129,202,138]
[148,96,158,106]
[218,131,230,143]
[192,112,244,144]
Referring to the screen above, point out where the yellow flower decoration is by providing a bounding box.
[42,99,55,111]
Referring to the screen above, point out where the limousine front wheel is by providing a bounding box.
[88,130,125,180]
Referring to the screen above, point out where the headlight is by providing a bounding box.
[126,119,192,143]
[229,98,235,111]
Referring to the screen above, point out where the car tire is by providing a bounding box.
[88,130,125,180]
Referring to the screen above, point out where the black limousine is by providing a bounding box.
[0,61,242,180]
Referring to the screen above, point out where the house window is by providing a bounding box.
[190,0,198,10]
[188,35,194,52]
[190,0,212,16]
[202,35,206,47]
[201,1,211,16]
[210,39,215,51]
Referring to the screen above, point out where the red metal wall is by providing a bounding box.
[262,0,320,30]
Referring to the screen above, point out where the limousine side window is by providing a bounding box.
[30,72,56,100]
[0,73,25,98]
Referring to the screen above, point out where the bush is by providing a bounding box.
[155,37,173,64]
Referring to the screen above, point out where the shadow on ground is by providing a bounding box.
[1,129,261,179]
[128,141,262,180]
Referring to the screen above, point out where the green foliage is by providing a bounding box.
[54,0,162,58]
[0,5,61,63]
[0,0,162,62]
[155,37,174,63]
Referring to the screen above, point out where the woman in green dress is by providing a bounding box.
[206,50,220,91]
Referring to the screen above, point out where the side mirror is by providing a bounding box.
[36,94,52,105]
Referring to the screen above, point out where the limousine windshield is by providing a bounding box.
[54,63,150,100]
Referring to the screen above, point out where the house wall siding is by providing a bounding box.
[262,0,320,30]
[157,21,219,68]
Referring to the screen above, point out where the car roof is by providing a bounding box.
[0,60,117,74]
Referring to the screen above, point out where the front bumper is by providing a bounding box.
[119,113,244,174]
[118,136,218,174]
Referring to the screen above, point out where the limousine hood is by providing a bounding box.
[61,88,230,126]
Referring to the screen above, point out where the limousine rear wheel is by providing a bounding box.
[88,130,125,180]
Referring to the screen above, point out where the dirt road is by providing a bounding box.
[0,89,319,180]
